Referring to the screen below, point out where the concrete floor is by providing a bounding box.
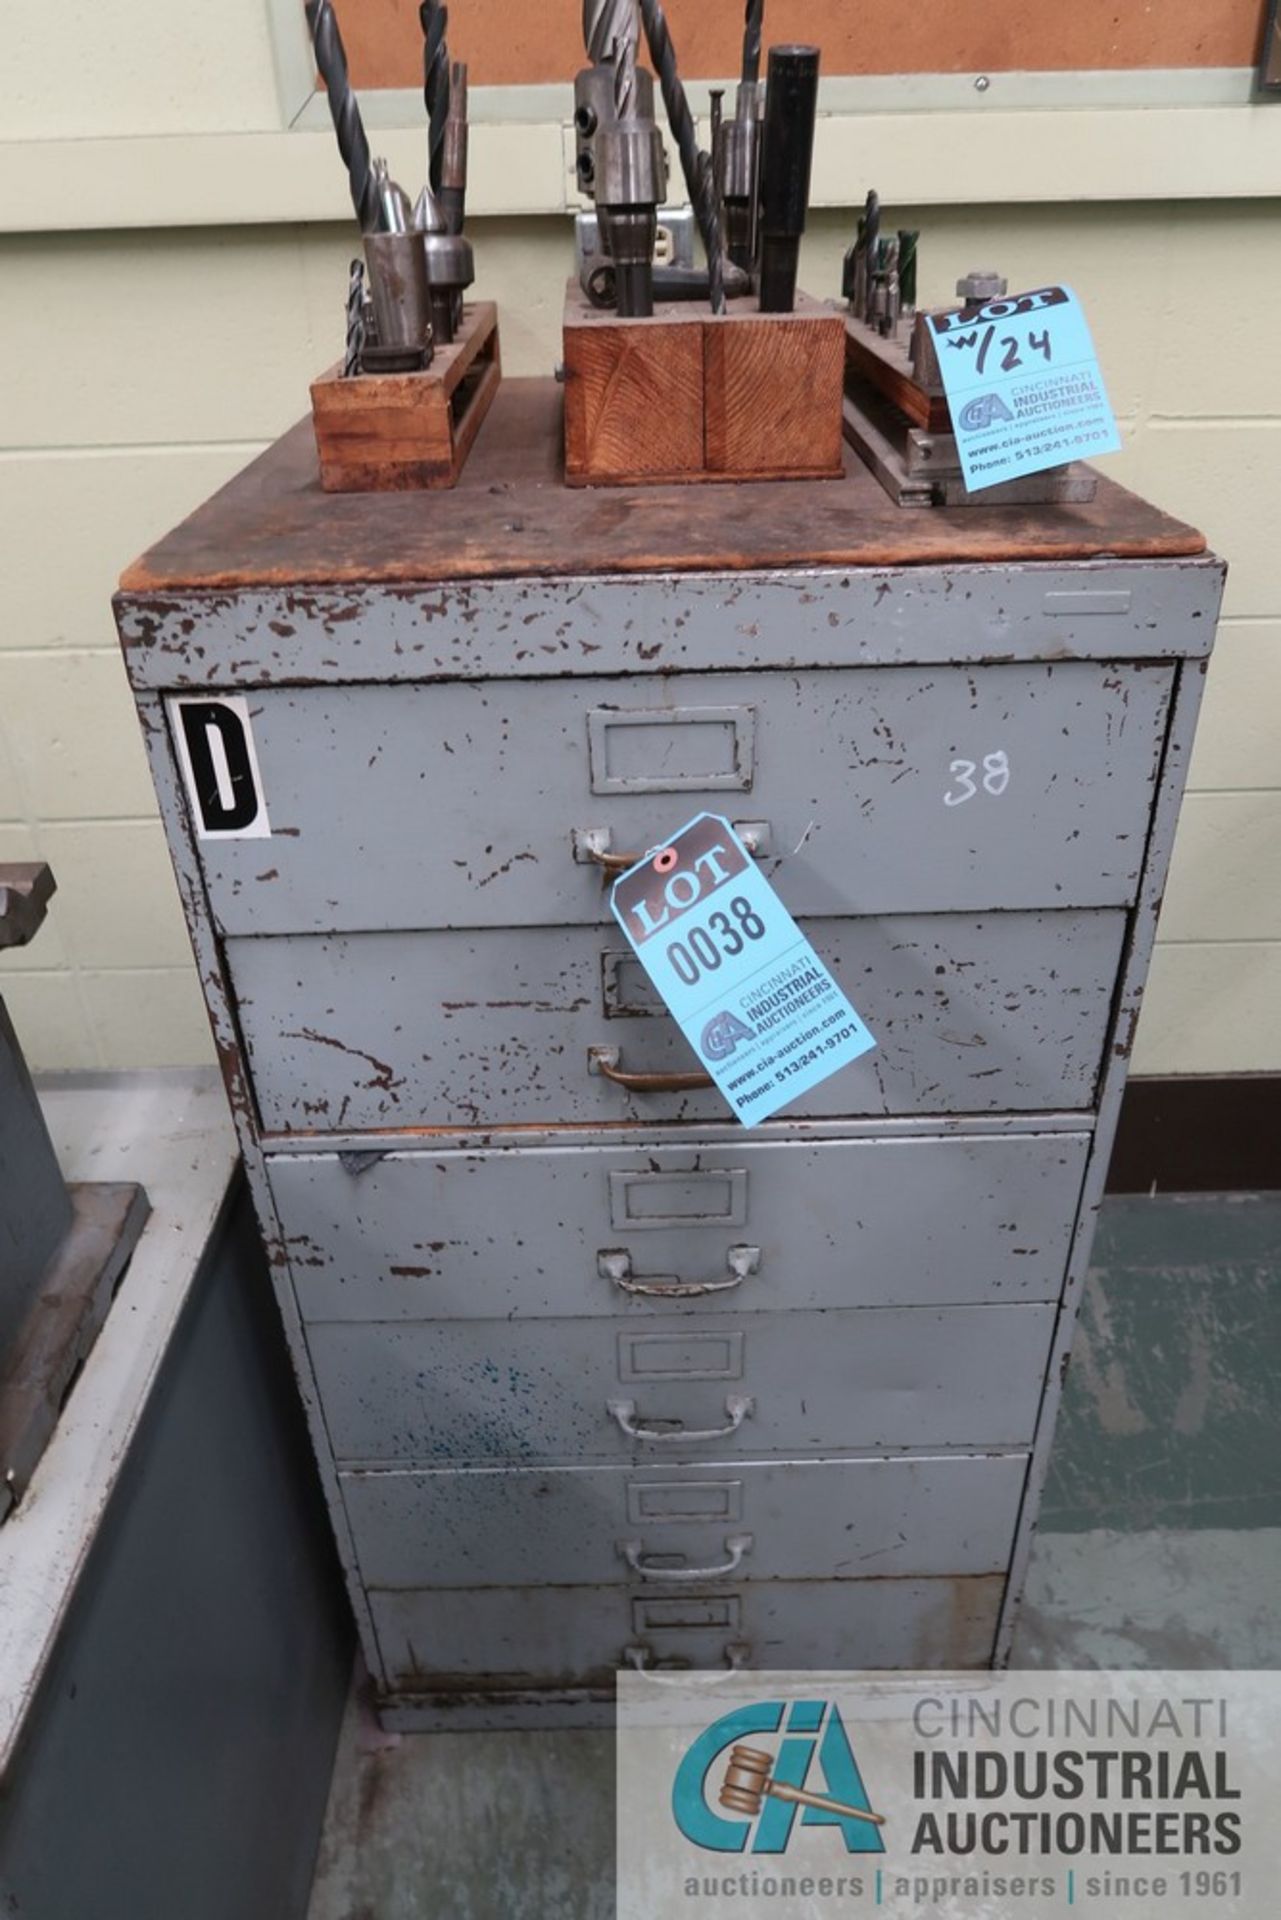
[305,1195,1281,1920]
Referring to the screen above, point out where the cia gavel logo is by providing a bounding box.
[719,1744,887,1829]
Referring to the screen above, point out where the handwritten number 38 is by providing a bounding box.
[945,750,1011,807]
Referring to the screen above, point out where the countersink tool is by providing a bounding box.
[719,1746,887,1828]
[638,0,726,312]
[756,44,820,313]
[306,0,382,234]
[413,181,474,343]
[584,0,667,317]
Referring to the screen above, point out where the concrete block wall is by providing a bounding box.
[0,52,1277,1078]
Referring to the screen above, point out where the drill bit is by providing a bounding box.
[639,0,727,312]
[343,259,367,376]
[419,0,451,197]
[861,189,880,323]
[742,0,764,87]
[306,0,381,234]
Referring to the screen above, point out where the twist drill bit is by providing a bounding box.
[306,0,381,234]
[343,259,367,376]
[419,0,451,196]
[742,0,764,87]
[639,0,726,312]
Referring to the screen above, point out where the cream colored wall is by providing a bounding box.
[0,6,1278,1077]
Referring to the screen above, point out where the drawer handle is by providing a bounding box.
[589,1046,713,1093]
[619,1533,753,1582]
[624,1641,751,1673]
[608,1394,754,1444]
[574,822,769,876]
[598,1245,761,1298]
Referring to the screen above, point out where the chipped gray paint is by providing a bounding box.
[268,1131,1090,1322]
[308,1304,1056,1466]
[115,560,1223,691]
[369,1575,1005,1700]
[229,910,1126,1133]
[117,506,1225,1720]
[182,663,1172,936]
[339,1452,1031,1589]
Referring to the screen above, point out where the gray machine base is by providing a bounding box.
[0,1182,149,1522]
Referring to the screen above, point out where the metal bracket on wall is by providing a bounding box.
[1258,0,1281,97]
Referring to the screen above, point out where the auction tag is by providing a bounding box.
[928,284,1119,493]
[610,813,876,1127]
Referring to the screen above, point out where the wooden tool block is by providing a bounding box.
[310,301,501,492]
[844,313,951,433]
[562,282,844,487]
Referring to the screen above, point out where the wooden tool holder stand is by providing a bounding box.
[310,301,501,492]
[562,280,845,487]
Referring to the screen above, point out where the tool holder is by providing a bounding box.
[842,309,1099,509]
[310,300,501,492]
[561,279,844,487]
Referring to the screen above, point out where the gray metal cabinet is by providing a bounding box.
[115,384,1223,1730]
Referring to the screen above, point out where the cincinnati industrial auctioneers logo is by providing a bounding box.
[656,1685,1253,1911]
[700,1010,756,1062]
[672,1700,886,1856]
[958,391,1016,433]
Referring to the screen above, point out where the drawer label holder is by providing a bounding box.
[610,813,875,1126]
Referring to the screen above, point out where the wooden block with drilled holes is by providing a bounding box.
[562,281,845,487]
[310,301,501,492]
[844,314,952,434]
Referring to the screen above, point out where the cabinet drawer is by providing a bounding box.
[369,1574,1004,1694]
[183,664,1170,935]
[231,909,1124,1133]
[311,1304,1054,1465]
[270,1130,1089,1321]
[340,1451,1029,1588]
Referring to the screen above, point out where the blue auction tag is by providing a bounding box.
[928,284,1120,493]
[610,813,876,1127]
